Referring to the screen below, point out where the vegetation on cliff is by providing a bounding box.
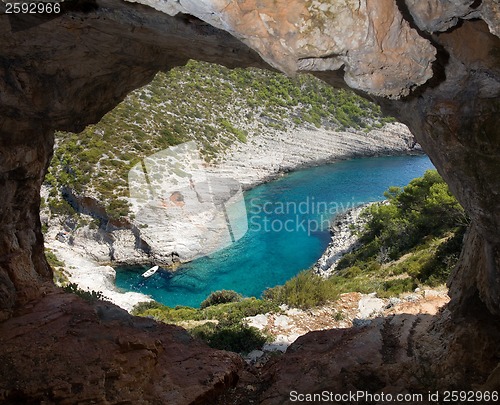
[44,60,394,222]
[132,294,277,353]
[264,170,466,308]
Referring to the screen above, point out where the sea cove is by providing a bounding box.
[115,155,434,308]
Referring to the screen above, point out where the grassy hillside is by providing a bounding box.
[44,60,394,221]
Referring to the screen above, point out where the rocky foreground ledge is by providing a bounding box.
[0,291,242,404]
[244,288,449,363]
[221,293,453,403]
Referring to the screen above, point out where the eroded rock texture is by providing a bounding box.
[1,0,499,402]
[134,0,437,98]
[0,128,54,320]
[0,292,242,403]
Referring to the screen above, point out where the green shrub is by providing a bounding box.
[200,289,243,309]
[263,270,339,309]
[63,283,105,302]
[202,298,278,324]
[48,198,76,217]
[131,300,166,315]
[45,249,65,268]
[132,296,274,354]
[132,296,278,325]
[340,170,466,268]
[377,278,417,298]
[190,322,269,354]
[53,267,70,286]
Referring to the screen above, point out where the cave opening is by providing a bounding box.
[1,0,499,402]
[43,59,429,307]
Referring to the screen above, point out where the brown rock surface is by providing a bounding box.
[0,129,54,321]
[259,315,439,404]
[168,0,436,98]
[0,0,499,403]
[222,311,500,404]
[0,291,242,404]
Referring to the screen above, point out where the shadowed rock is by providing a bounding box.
[0,292,242,403]
[0,0,499,402]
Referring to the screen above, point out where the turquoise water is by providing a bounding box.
[115,155,434,308]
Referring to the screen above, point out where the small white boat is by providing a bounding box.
[142,265,159,278]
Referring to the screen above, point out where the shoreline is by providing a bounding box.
[314,202,375,277]
[238,148,425,192]
[45,122,423,311]
[209,122,422,190]
[46,239,153,311]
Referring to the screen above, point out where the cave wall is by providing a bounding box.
[0,0,499,399]
[381,19,500,317]
[0,126,53,317]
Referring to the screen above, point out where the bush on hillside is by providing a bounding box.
[263,270,339,308]
[132,296,277,353]
[190,322,269,354]
[63,283,105,302]
[200,289,243,309]
[339,169,466,266]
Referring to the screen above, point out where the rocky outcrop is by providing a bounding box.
[252,314,473,404]
[228,294,454,404]
[244,290,449,360]
[0,128,55,322]
[1,0,499,402]
[0,291,242,403]
[135,0,436,98]
[314,203,373,277]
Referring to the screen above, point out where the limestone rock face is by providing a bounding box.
[405,0,500,36]
[133,0,437,98]
[1,0,500,402]
[0,127,55,321]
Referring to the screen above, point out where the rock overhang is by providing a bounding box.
[126,0,437,98]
